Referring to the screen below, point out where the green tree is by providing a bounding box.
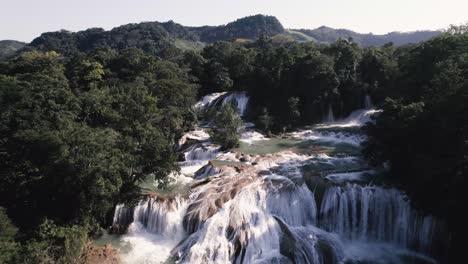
[0,207,19,263]
[200,59,233,94]
[287,97,301,126]
[209,103,242,149]
[0,49,196,239]
[258,107,274,134]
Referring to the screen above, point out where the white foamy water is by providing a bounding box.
[240,130,269,144]
[183,143,220,161]
[194,92,227,112]
[320,108,382,128]
[177,129,210,150]
[326,170,375,184]
[104,95,445,264]
[221,91,250,116]
[290,129,365,146]
[319,183,438,249]
[113,197,187,264]
[343,242,437,264]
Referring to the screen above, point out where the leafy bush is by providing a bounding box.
[209,103,242,149]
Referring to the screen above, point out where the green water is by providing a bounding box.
[234,138,301,154]
[93,233,132,253]
[234,138,360,156]
[138,174,192,195]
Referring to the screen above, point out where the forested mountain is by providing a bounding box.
[290,26,441,46]
[26,15,283,58]
[1,15,441,61]
[0,40,26,60]
[191,15,285,42]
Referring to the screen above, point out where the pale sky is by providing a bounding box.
[1,0,466,42]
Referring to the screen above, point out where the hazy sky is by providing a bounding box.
[1,0,467,42]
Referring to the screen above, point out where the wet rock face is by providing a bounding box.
[193,163,220,179]
[183,166,260,235]
[109,224,128,235]
[177,129,210,151]
[86,243,121,264]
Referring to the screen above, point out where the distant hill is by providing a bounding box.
[0,40,26,60]
[190,15,284,43]
[25,15,283,58]
[1,15,442,59]
[288,26,441,46]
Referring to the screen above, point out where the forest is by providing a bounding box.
[0,17,466,263]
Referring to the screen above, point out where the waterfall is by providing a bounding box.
[194,91,249,117]
[105,91,445,264]
[173,172,346,264]
[112,196,188,263]
[316,108,381,128]
[175,181,286,263]
[222,91,250,116]
[325,104,335,123]
[113,196,187,235]
[265,175,317,226]
[364,94,373,109]
[319,184,438,252]
[183,143,220,161]
[194,92,227,112]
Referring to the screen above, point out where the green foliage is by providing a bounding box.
[287,97,301,126]
[293,26,440,46]
[0,48,196,261]
[363,32,467,262]
[258,108,274,134]
[0,208,18,243]
[0,40,26,61]
[195,15,284,43]
[27,15,284,59]
[37,220,88,264]
[200,59,233,94]
[209,103,242,150]
[0,207,19,263]
[0,209,88,264]
[21,15,441,64]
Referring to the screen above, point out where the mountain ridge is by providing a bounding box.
[0,40,26,60]
[0,15,442,60]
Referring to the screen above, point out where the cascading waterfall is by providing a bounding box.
[222,91,250,116]
[113,196,187,236]
[319,184,437,251]
[200,91,250,117]
[194,92,227,111]
[173,170,344,264]
[364,94,373,109]
[112,196,188,263]
[105,92,445,264]
[325,103,335,123]
[183,143,220,161]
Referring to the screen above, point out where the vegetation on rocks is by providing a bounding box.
[209,103,242,149]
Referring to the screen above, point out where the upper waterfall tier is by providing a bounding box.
[196,91,250,117]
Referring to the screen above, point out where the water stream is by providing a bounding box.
[102,92,446,264]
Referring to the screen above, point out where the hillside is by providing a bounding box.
[0,40,26,60]
[27,15,283,58]
[2,15,441,60]
[290,26,441,46]
[191,15,284,43]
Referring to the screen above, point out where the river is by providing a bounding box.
[99,92,447,264]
